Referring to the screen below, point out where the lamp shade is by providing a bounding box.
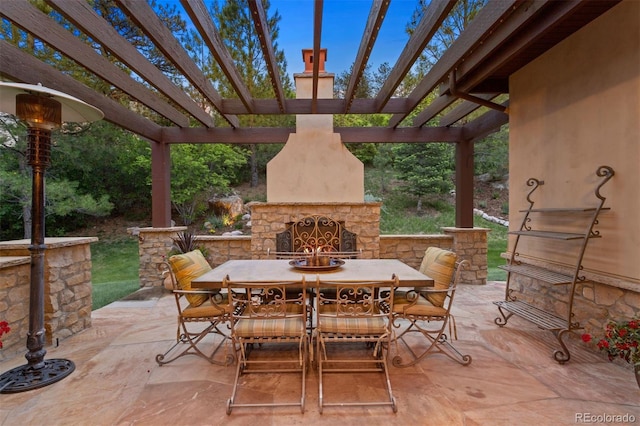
[0,82,103,123]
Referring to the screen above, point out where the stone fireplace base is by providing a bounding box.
[248,202,381,259]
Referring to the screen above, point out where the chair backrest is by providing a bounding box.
[418,258,470,314]
[166,249,213,307]
[316,276,398,323]
[224,277,307,321]
[417,247,458,307]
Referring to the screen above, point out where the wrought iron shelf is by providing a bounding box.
[508,230,592,240]
[494,300,567,331]
[493,300,567,330]
[494,165,615,364]
[498,264,573,285]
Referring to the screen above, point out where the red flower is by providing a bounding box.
[588,317,640,367]
[0,320,10,349]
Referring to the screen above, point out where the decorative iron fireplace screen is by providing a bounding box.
[276,215,357,253]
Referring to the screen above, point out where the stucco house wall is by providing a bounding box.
[507,1,639,325]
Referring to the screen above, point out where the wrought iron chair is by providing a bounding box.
[391,247,472,367]
[224,276,309,414]
[314,275,399,413]
[155,250,235,367]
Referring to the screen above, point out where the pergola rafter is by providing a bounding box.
[0,0,620,228]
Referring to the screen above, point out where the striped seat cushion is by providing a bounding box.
[182,298,235,319]
[234,317,305,338]
[418,247,457,308]
[392,291,447,317]
[318,316,387,335]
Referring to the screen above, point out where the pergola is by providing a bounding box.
[0,0,620,227]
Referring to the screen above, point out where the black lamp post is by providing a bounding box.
[0,82,103,393]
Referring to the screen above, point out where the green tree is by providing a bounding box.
[209,0,294,186]
[474,125,509,179]
[333,63,397,164]
[410,0,487,73]
[0,117,114,239]
[133,143,248,225]
[392,142,454,209]
[389,0,487,205]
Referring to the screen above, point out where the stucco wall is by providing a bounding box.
[509,0,639,289]
[266,72,364,203]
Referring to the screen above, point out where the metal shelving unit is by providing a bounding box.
[493,166,614,364]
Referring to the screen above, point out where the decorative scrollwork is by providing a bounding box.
[595,165,614,202]
[525,178,543,205]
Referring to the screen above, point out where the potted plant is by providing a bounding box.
[582,317,640,388]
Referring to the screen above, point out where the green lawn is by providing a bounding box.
[91,239,139,310]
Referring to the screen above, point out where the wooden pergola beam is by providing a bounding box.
[311,0,323,113]
[160,126,464,144]
[344,0,390,113]
[0,0,189,127]
[0,40,162,141]
[374,0,456,111]
[116,0,239,127]
[47,0,215,128]
[387,0,519,128]
[182,0,254,112]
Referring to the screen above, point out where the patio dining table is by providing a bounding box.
[191,259,434,289]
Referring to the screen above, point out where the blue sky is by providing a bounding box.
[272,0,418,76]
[165,0,419,78]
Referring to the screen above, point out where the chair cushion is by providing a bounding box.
[393,291,448,317]
[418,247,456,308]
[318,316,387,335]
[234,317,305,338]
[182,298,235,319]
[168,250,212,307]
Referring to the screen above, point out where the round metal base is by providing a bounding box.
[0,359,75,394]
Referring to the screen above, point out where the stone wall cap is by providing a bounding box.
[0,256,30,268]
[0,237,98,249]
[380,234,453,240]
[248,201,382,207]
[441,227,491,233]
[196,235,252,241]
[137,226,188,233]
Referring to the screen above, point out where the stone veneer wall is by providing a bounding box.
[249,202,382,259]
[135,210,490,287]
[379,234,453,269]
[507,272,640,339]
[0,257,30,361]
[443,227,489,285]
[135,227,187,287]
[380,228,489,285]
[0,237,95,361]
[134,227,252,287]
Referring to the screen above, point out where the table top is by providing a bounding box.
[192,259,434,289]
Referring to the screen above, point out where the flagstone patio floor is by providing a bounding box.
[1,281,638,425]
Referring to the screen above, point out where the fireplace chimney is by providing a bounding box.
[266,49,364,203]
[302,48,327,73]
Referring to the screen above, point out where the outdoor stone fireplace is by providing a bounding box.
[251,50,380,257]
[249,202,381,259]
